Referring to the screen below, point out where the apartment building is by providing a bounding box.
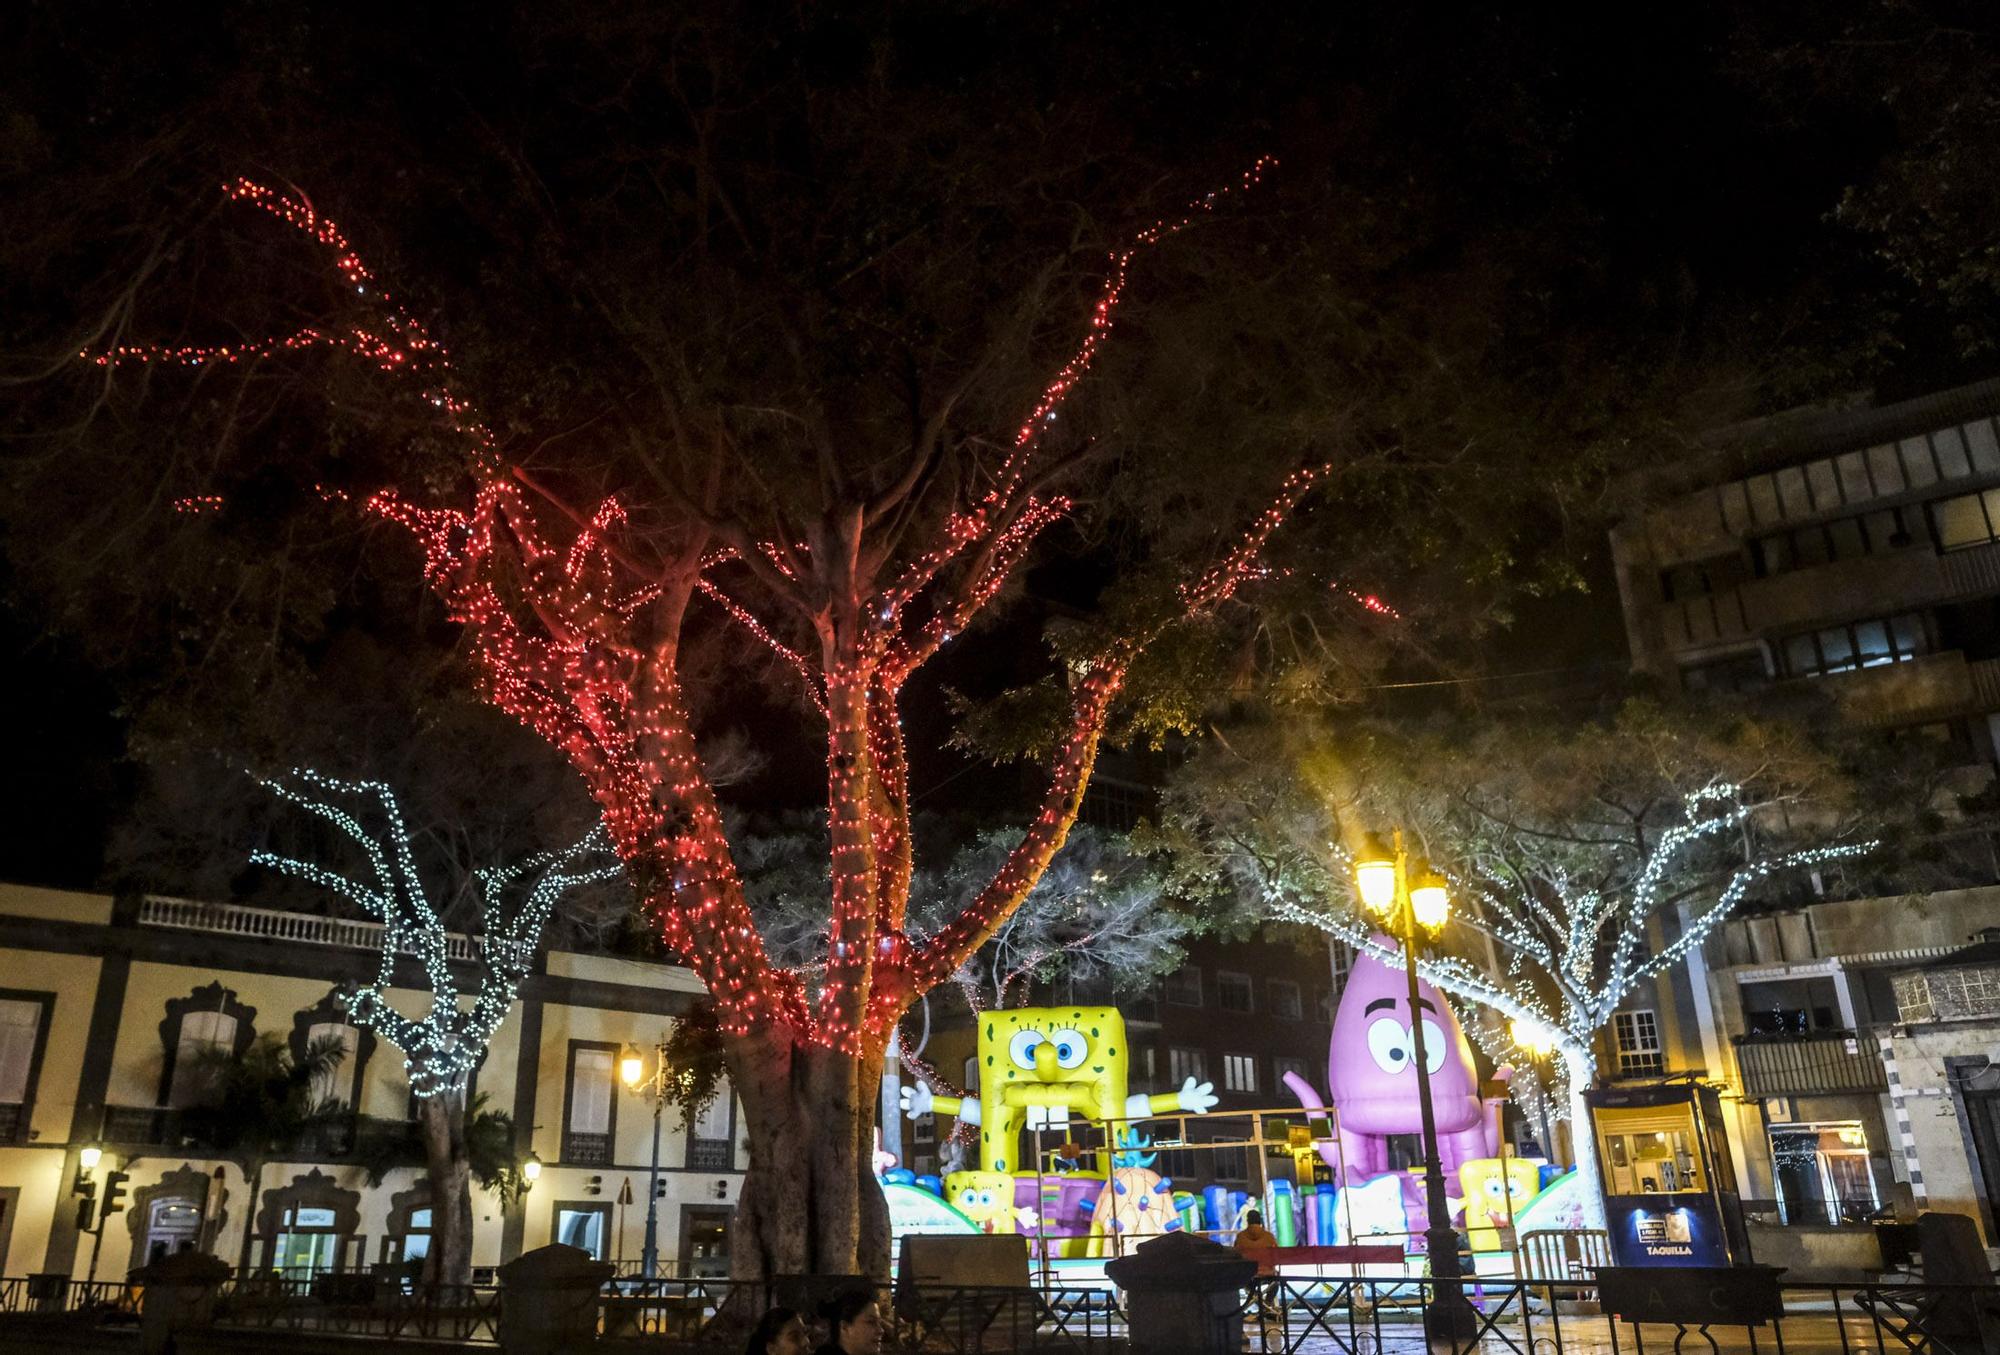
[1605,376,2000,1235]
[0,883,744,1281]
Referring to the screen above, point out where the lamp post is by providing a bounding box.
[619,1042,670,1279]
[1352,829,1478,1342]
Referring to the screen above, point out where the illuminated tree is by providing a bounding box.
[1156,706,1876,1223]
[251,768,620,1286]
[93,162,1325,1278]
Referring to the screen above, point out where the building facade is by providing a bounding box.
[0,883,744,1281]
[1605,376,2000,1236]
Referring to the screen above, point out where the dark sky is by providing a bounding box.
[0,2,1959,891]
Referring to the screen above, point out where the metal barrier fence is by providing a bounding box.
[11,1269,2000,1352]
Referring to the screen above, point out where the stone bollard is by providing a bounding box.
[497,1244,615,1355]
[1105,1230,1260,1355]
[131,1249,232,1355]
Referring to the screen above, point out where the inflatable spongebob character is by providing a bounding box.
[1458,1157,1543,1251]
[944,1170,1037,1234]
[901,1006,1216,1174]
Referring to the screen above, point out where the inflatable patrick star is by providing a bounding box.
[1283,934,1506,1182]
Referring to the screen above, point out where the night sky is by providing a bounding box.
[0,3,1981,892]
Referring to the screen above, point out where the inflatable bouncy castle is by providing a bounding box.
[882,970,1557,1277]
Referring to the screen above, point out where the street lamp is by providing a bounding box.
[78,1144,103,1171]
[521,1152,542,1186]
[1351,828,1478,1341]
[620,1041,672,1279]
[1509,1018,1557,1060]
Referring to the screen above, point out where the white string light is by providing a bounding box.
[251,768,621,1096]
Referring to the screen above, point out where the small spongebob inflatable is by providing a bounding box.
[944,1170,1034,1234]
[1458,1157,1543,1251]
[902,1006,1216,1174]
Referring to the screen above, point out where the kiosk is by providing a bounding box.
[1585,1083,1750,1267]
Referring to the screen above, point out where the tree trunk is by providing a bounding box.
[727,1028,891,1282]
[1560,1043,1606,1229]
[418,1086,475,1288]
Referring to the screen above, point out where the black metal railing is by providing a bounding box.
[563,1130,611,1165]
[687,1137,732,1170]
[16,1266,2000,1354]
[1735,1031,1889,1096]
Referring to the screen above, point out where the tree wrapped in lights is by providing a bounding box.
[1155,706,1876,1224]
[97,160,1331,1279]
[251,768,620,1285]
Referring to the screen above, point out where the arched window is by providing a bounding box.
[289,995,373,1110]
[158,984,257,1108]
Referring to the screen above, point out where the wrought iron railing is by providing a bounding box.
[1734,1031,1889,1096]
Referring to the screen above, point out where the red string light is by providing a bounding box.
[87,161,1319,1061]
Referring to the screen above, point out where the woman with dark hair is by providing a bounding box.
[743,1306,810,1355]
[813,1290,884,1355]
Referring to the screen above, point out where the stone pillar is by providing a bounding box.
[131,1250,231,1355]
[497,1243,614,1355]
[1105,1230,1259,1355]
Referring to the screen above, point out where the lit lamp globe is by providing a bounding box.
[1509,1018,1557,1059]
[1409,870,1450,932]
[521,1153,542,1184]
[79,1144,103,1171]
[619,1047,646,1090]
[1352,833,1398,917]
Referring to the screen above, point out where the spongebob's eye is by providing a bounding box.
[979,1190,995,1207]
[959,1189,977,1206]
[1008,1030,1045,1070]
[1485,1179,1505,1197]
[1049,1028,1088,1069]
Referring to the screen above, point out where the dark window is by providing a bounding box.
[1216,972,1253,1014]
[1780,614,1928,678]
[1932,489,2000,552]
[1162,967,1203,1007]
[1267,979,1303,1021]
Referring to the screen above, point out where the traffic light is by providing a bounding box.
[655,1178,668,1200]
[71,1170,96,1201]
[585,1175,602,1196]
[101,1171,130,1219]
[75,1198,97,1232]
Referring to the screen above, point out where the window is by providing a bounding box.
[1163,967,1203,1007]
[1613,1010,1664,1074]
[554,1204,610,1260]
[1274,1056,1310,1088]
[1216,972,1253,1014]
[1932,488,2000,551]
[963,1055,980,1094]
[1267,979,1303,1021]
[1751,505,1919,578]
[304,1021,360,1107]
[687,1078,733,1170]
[1222,1054,1257,1094]
[170,1010,239,1108]
[563,1044,616,1164]
[913,1112,934,1145]
[1140,1046,1156,1082]
[1169,1047,1207,1084]
[1780,614,1926,677]
[0,994,51,1142]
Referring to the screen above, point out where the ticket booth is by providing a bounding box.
[1585,1083,1750,1267]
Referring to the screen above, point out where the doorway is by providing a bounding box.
[1769,1121,1880,1224]
[140,1196,204,1265]
[553,1202,611,1260]
[678,1206,731,1278]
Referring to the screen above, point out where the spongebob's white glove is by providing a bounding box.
[900,1083,934,1120]
[1177,1077,1218,1114]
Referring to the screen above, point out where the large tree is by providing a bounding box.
[8,5,1911,1278]
[1152,703,1883,1219]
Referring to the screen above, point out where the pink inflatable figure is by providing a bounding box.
[1283,934,1507,1182]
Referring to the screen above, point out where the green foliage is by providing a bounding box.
[661,1002,729,1136]
[178,1033,351,1165]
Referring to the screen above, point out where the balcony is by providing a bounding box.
[1733,1033,1887,1098]
[687,1138,732,1170]
[563,1131,611,1165]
